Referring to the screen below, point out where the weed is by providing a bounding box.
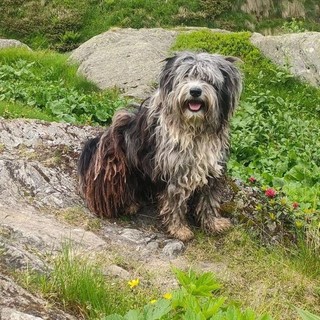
[281,18,307,33]
[186,228,320,319]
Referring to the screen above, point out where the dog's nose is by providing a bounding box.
[190,87,202,97]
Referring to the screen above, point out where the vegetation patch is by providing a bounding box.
[0,48,127,124]
[1,1,320,51]
[19,243,320,319]
[186,229,320,319]
[54,207,102,231]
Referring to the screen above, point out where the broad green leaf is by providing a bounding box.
[296,308,320,320]
[143,299,171,320]
[124,309,143,320]
[104,314,124,320]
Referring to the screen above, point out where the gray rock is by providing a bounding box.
[0,39,31,50]
[104,264,130,280]
[162,240,185,259]
[250,32,320,86]
[119,228,149,244]
[69,28,179,98]
[1,308,44,320]
[0,273,75,319]
[0,119,101,209]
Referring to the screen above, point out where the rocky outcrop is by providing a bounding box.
[0,119,192,318]
[70,28,320,97]
[250,32,320,86]
[0,39,30,50]
[0,272,75,320]
[69,28,179,98]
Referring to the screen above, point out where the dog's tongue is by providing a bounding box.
[188,102,202,111]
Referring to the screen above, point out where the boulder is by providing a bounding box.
[69,28,179,98]
[250,32,320,86]
[0,39,30,50]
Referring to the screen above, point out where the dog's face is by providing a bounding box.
[159,52,242,130]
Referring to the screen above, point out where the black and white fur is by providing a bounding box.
[78,51,242,241]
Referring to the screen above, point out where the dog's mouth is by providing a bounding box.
[185,100,205,113]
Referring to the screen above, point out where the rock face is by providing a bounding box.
[0,119,192,318]
[70,28,320,94]
[250,32,320,86]
[69,28,179,98]
[0,39,30,50]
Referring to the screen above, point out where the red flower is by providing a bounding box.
[265,188,277,198]
[249,176,256,183]
[292,202,299,209]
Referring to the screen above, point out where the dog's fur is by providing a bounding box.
[78,51,242,241]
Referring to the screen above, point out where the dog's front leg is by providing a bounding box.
[194,176,231,234]
[159,184,194,241]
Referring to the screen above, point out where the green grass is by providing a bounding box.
[18,237,320,320]
[0,47,127,124]
[172,30,320,212]
[1,0,320,51]
[0,100,58,122]
[20,244,151,319]
[186,229,320,320]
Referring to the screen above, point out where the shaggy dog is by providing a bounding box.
[78,51,242,241]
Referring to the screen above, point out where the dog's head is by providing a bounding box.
[158,51,242,131]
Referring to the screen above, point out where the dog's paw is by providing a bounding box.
[203,217,232,234]
[168,225,194,242]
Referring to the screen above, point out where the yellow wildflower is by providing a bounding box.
[269,212,276,220]
[128,278,140,289]
[150,299,157,304]
[163,293,172,300]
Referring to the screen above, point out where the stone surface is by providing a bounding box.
[162,240,185,259]
[0,272,75,319]
[250,32,320,86]
[69,28,179,98]
[0,118,194,317]
[0,39,30,50]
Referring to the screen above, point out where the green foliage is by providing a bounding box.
[22,244,149,319]
[0,0,86,51]
[172,30,320,212]
[296,308,320,320]
[0,48,127,124]
[105,268,273,320]
[281,18,306,33]
[199,0,232,19]
[1,0,320,51]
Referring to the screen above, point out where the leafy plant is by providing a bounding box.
[296,308,320,320]
[281,18,306,33]
[0,48,127,124]
[105,268,273,320]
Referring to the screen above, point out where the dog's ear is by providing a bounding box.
[224,56,243,64]
[159,54,178,94]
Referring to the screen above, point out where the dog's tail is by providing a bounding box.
[78,111,136,218]
[78,136,100,180]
